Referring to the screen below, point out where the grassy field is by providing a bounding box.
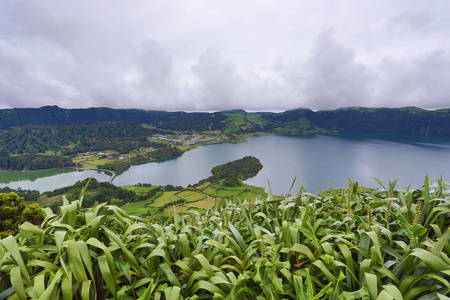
[120,185,163,215]
[222,113,268,133]
[121,185,157,193]
[167,198,214,212]
[200,183,266,199]
[119,181,271,215]
[215,188,241,197]
[201,186,218,196]
[152,191,180,207]
[121,198,155,215]
[176,191,205,202]
[73,154,117,168]
[182,192,205,202]
[92,158,116,166]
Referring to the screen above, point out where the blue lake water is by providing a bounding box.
[1,133,450,195]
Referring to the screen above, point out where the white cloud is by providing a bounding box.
[0,0,449,110]
[191,49,243,109]
[298,29,373,109]
[376,50,450,109]
[389,8,433,32]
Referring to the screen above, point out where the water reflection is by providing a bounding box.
[1,134,450,195]
[0,170,110,193]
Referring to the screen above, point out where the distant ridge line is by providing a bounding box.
[1,105,450,136]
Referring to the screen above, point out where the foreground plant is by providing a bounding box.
[0,176,449,299]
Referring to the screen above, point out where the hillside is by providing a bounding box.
[2,105,450,136]
[0,121,158,155]
[0,105,183,129]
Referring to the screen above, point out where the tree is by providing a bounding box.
[22,203,44,225]
[0,192,43,238]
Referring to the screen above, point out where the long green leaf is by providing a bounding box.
[98,255,117,297]
[410,249,449,272]
[10,266,26,300]
[1,236,30,284]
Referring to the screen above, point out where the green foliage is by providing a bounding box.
[161,112,227,132]
[0,193,43,238]
[1,176,448,298]
[309,107,450,136]
[0,154,74,171]
[62,139,164,156]
[101,147,182,174]
[262,107,450,136]
[0,105,183,130]
[102,154,151,174]
[151,146,183,160]
[0,121,156,155]
[44,178,144,208]
[0,187,40,202]
[221,113,267,134]
[2,106,450,138]
[202,156,263,186]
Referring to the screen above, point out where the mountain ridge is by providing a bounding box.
[1,105,450,136]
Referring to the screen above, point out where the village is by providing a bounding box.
[148,133,226,146]
[71,133,228,169]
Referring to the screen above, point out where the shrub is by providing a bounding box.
[0,176,449,299]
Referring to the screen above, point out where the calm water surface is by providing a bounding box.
[0,170,110,193]
[1,134,450,194]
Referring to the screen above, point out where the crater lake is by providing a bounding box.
[1,133,450,195]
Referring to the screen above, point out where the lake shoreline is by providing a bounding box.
[2,133,450,195]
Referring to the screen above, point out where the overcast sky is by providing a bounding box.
[1,1,449,111]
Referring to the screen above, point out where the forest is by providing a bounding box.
[101,147,183,174]
[201,156,263,186]
[0,121,158,155]
[0,120,181,171]
[0,154,74,171]
[60,139,165,156]
[2,105,450,136]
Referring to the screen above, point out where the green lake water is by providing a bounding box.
[1,134,450,194]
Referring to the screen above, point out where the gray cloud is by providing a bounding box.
[389,9,433,32]
[301,29,373,109]
[0,39,72,108]
[377,50,450,109]
[0,1,449,110]
[191,49,243,109]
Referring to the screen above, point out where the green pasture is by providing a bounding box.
[176,191,206,202]
[182,192,205,202]
[121,198,155,215]
[215,189,241,197]
[176,191,195,198]
[167,198,213,212]
[201,186,218,196]
[121,185,157,194]
[118,182,269,216]
[152,191,180,207]
[92,158,116,166]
